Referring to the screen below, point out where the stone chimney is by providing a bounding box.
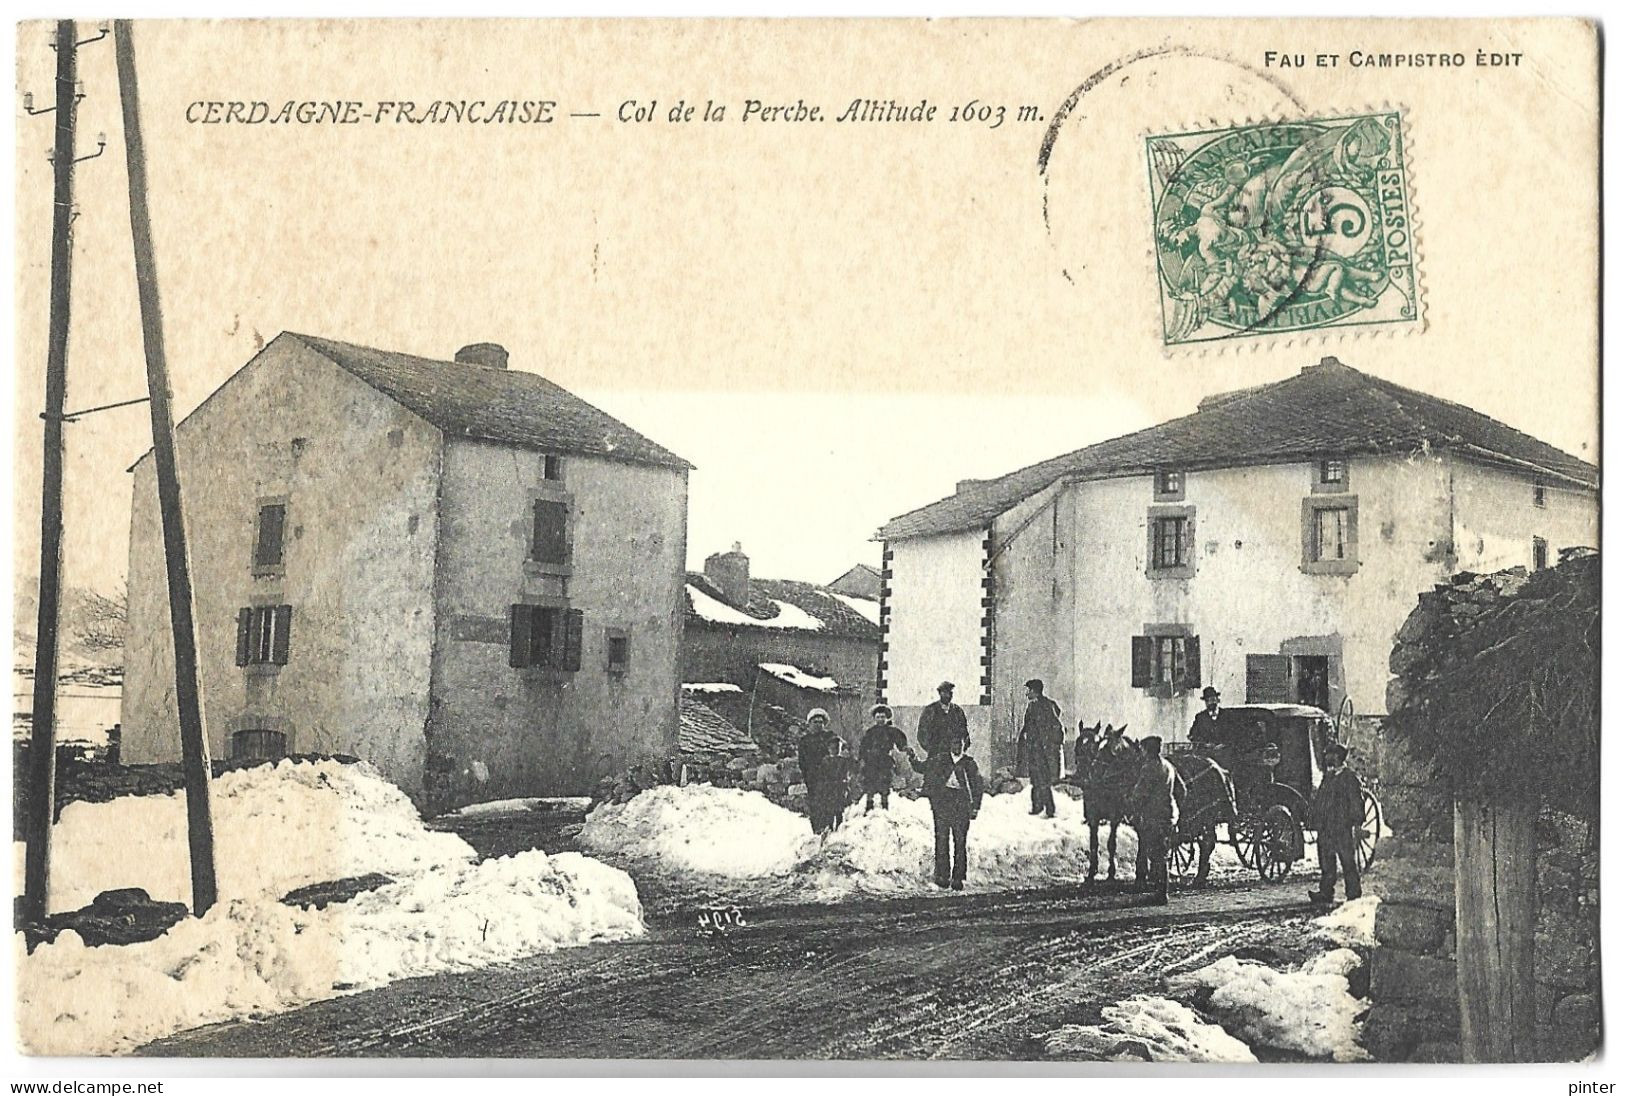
[454,343,510,369]
[704,543,751,606]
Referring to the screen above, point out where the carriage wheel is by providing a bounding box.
[1356,790,1383,870]
[1255,805,1300,882]
[1231,816,1262,872]
[1167,835,1200,880]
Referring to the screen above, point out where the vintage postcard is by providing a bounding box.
[8,17,1601,1072]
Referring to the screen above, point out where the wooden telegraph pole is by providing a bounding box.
[113,20,217,914]
[21,19,82,925]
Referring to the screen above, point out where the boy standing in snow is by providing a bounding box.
[908,739,984,890]
[858,704,908,812]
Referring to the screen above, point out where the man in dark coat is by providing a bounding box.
[1308,742,1366,904]
[1130,736,1187,905]
[858,704,908,811]
[797,709,844,834]
[917,681,970,758]
[1017,678,1065,818]
[1190,686,1224,744]
[908,739,984,890]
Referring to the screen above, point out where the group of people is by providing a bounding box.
[792,678,1368,907]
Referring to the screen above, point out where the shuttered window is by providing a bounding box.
[531,500,569,565]
[254,503,286,569]
[509,604,584,671]
[235,605,292,666]
[1246,654,1291,703]
[1131,633,1200,693]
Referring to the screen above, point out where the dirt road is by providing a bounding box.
[140,880,1323,1060]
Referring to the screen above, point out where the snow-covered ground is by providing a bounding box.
[1043,996,1257,1062]
[15,761,644,1055]
[1171,947,1371,1061]
[579,783,1147,903]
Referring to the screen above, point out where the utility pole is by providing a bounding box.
[21,19,82,926]
[113,19,217,914]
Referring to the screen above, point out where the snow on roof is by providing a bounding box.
[759,662,841,693]
[686,582,825,631]
[682,682,744,694]
[824,590,881,626]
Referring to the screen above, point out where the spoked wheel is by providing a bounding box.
[1231,816,1262,872]
[1356,790,1384,870]
[1255,805,1301,882]
[1168,834,1200,880]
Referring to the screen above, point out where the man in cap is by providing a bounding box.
[858,704,909,812]
[1017,678,1065,818]
[1190,686,1224,744]
[1130,735,1187,905]
[917,681,970,759]
[1308,742,1366,905]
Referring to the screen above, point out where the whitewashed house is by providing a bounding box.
[876,357,1598,767]
[122,333,691,807]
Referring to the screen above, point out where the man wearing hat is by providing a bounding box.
[1190,686,1224,744]
[1017,678,1065,818]
[858,704,909,812]
[1130,735,1186,905]
[1308,742,1366,905]
[917,681,970,759]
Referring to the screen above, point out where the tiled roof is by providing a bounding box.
[290,333,691,470]
[683,573,882,640]
[877,357,1597,541]
[678,696,756,754]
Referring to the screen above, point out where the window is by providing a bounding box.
[1301,496,1359,575]
[1534,537,1549,570]
[231,729,287,761]
[543,454,564,481]
[530,499,570,566]
[235,605,292,666]
[509,604,584,671]
[1155,470,1185,500]
[1152,516,1188,569]
[1130,632,1201,696]
[1534,480,1547,508]
[606,629,630,674]
[253,502,286,571]
[1320,459,1346,486]
[1311,506,1350,562]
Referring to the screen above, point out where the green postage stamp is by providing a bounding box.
[1146,111,1420,347]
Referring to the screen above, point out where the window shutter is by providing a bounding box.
[1183,636,1202,690]
[563,608,584,672]
[256,504,286,567]
[1246,654,1291,703]
[510,605,531,668]
[532,500,569,565]
[271,605,293,664]
[235,608,252,666]
[1130,635,1153,688]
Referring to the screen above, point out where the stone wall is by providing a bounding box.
[1362,731,1601,1062]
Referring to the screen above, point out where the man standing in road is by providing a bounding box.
[1190,686,1224,744]
[1017,678,1064,819]
[917,680,970,758]
[1308,742,1366,905]
[1131,735,1187,905]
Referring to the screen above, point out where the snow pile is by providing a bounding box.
[686,584,823,630]
[439,796,592,820]
[37,760,472,914]
[759,662,840,692]
[1043,996,1256,1062]
[1172,950,1370,1061]
[682,682,743,694]
[17,849,643,1055]
[1312,894,1380,948]
[579,784,815,877]
[581,783,1137,902]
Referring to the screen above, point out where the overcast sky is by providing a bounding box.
[10,20,1599,597]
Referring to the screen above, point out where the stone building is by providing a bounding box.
[122,333,690,807]
[876,357,1599,768]
[682,545,882,747]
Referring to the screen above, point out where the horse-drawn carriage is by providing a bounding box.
[1165,703,1383,882]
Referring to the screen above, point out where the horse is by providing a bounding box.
[1079,723,1140,881]
[1166,750,1240,886]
